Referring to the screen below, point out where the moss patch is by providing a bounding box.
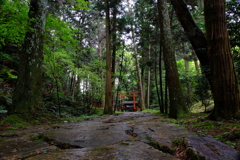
[0,112,61,131]
[0,114,29,130]
[177,112,240,151]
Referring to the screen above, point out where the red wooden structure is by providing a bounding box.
[118,92,139,111]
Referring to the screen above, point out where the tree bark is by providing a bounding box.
[147,42,152,109]
[104,0,113,114]
[204,0,240,119]
[192,50,200,74]
[11,0,48,113]
[112,7,117,112]
[183,43,192,97]
[159,46,165,113]
[133,33,145,110]
[158,0,188,119]
[170,0,210,85]
[127,1,145,110]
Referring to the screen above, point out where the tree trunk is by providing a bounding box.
[159,46,165,113]
[147,43,151,109]
[104,0,113,114]
[183,43,192,97]
[127,1,145,110]
[204,0,240,119]
[158,0,188,118]
[11,0,48,113]
[164,74,168,113]
[112,7,117,112]
[170,0,210,85]
[134,37,145,110]
[97,19,105,109]
[154,51,161,112]
[114,46,125,112]
[192,50,200,74]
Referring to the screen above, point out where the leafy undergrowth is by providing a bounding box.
[0,108,106,131]
[62,108,107,122]
[0,112,61,131]
[178,112,240,152]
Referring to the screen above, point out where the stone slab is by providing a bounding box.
[27,141,179,160]
[185,135,240,160]
[0,140,56,160]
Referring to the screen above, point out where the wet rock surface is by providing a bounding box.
[27,141,178,160]
[0,140,56,160]
[185,135,240,160]
[0,112,240,160]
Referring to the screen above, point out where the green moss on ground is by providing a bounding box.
[0,112,61,131]
[0,114,29,130]
[177,111,240,151]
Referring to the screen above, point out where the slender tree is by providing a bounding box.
[104,0,113,114]
[11,0,48,113]
[204,0,240,119]
[158,0,188,118]
[127,1,146,110]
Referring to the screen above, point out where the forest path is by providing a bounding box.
[0,112,240,160]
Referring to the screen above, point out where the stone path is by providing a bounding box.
[0,112,239,160]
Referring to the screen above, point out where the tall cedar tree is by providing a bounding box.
[104,0,113,114]
[204,0,240,119]
[11,0,48,113]
[158,0,188,118]
[127,1,146,110]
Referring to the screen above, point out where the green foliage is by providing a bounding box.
[0,52,14,62]
[0,0,6,5]
[66,0,89,10]
[0,114,21,124]
[226,0,240,48]
[193,121,215,129]
[225,141,236,148]
[0,68,17,79]
[0,114,28,129]
[45,14,79,50]
[75,60,105,88]
[0,0,29,47]
[43,50,74,80]
[62,108,106,122]
[194,75,212,111]
[43,14,78,99]
[177,59,198,82]
[172,138,184,147]
[141,109,160,114]
[233,47,240,80]
[177,112,207,125]
[177,59,199,107]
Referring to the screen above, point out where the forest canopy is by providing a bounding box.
[0,0,240,120]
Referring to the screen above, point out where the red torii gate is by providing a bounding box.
[118,92,139,110]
